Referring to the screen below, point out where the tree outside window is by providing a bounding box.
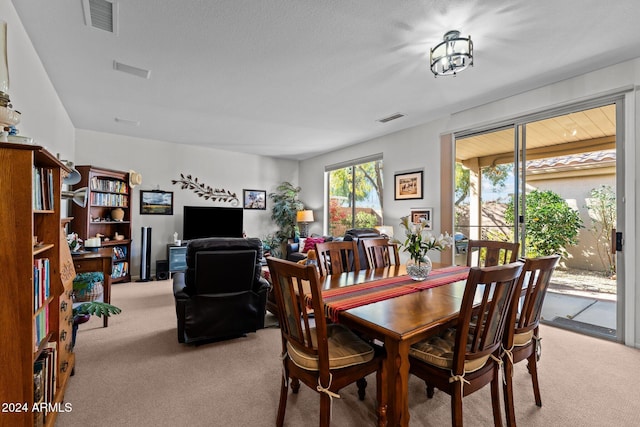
[328,159,383,236]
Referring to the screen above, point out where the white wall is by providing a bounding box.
[74,129,298,276]
[300,59,640,347]
[0,0,75,181]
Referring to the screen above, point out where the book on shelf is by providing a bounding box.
[32,166,55,210]
[34,258,50,311]
[34,306,49,352]
[33,342,57,423]
[90,176,129,194]
[112,261,129,278]
[112,245,127,259]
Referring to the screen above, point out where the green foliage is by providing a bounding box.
[329,160,383,208]
[73,272,105,293]
[73,301,122,318]
[355,211,378,228]
[505,189,583,258]
[455,163,512,205]
[268,182,304,242]
[585,185,616,274]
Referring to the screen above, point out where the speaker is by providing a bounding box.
[138,226,152,282]
[156,259,169,281]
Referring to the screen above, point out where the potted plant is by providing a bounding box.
[396,216,453,281]
[73,272,105,302]
[71,272,122,348]
[268,182,304,256]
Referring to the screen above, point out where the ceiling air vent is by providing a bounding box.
[113,61,151,79]
[82,0,117,33]
[376,113,406,123]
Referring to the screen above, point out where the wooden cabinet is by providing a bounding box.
[70,166,132,283]
[0,143,76,427]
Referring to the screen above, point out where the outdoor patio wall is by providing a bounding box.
[299,57,640,347]
[75,129,299,278]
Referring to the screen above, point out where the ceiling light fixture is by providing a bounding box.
[430,30,473,77]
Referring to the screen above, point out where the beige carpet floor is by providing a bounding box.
[57,279,640,426]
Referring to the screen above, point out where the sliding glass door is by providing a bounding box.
[454,101,622,340]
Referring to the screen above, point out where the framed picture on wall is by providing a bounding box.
[394,171,423,200]
[243,189,267,210]
[410,208,433,230]
[140,190,174,215]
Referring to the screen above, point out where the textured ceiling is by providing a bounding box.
[11,0,640,160]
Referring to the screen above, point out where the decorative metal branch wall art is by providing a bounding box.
[171,174,239,206]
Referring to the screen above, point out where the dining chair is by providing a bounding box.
[362,238,400,269]
[409,261,524,427]
[502,254,560,427]
[266,257,386,427]
[315,240,361,276]
[466,239,520,267]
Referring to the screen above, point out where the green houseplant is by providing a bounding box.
[268,182,304,254]
[72,272,122,348]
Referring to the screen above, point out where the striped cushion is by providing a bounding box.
[287,324,374,371]
[410,328,490,373]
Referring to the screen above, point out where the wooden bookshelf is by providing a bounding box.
[0,143,76,427]
[70,166,132,283]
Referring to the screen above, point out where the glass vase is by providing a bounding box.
[406,255,432,281]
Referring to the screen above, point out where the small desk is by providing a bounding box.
[319,264,469,427]
[72,248,113,327]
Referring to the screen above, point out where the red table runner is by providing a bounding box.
[310,266,470,322]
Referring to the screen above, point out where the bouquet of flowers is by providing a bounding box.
[67,232,83,252]
[397,216,454,265]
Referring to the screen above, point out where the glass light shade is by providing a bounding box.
[430,31,473,76]
[62,187,88,208]
[296,210,314,223]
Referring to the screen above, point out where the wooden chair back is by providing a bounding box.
[266,257,329,371]
[466,239,520,267]
[506,255,560,347]
[362,238,400,269]
[453,262,524,374]
[502,255,560,426]
[315,240,361,276]
[266,257,386,426]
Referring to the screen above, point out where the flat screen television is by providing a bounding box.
[183,206,244,240]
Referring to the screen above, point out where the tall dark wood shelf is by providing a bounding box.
[70,166,132,283]
[0,143,76,427]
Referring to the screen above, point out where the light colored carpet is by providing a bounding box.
[57,279,640,426]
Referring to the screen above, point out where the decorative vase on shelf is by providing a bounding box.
[406,256,432,281]
[111,207,125,221]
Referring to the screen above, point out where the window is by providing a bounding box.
[326,155,383,236]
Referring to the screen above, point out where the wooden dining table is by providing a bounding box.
[317,263,471,427]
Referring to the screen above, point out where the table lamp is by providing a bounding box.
[296,210,314,238]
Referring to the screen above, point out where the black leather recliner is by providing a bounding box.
[343,228,382,270]
[173,237,270,344]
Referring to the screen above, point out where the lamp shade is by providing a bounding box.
[296,210,314,223]
[62,187,88,208]
[63,166,81,185]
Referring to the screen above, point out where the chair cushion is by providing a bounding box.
[287,324,374,371]
[409,328,490,373]
[513,329,534,346]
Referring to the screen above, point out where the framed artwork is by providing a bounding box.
[410,208,433,230]
[394,171,423,200]
[243,189,267,210]
[140,190,173,215]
